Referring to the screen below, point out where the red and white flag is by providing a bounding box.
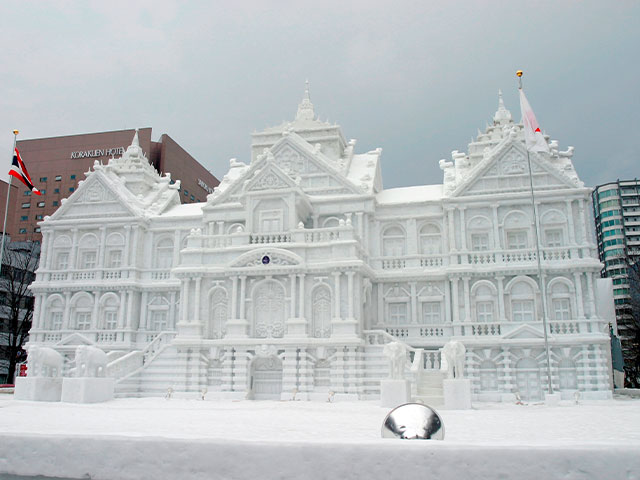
[519,88,550,154]
[10,148,41,195]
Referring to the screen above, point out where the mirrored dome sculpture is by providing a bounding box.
[381,403,445,440]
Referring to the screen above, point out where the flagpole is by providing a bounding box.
[0,130,18,272]
[517,71,554,395]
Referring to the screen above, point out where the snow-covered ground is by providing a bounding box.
[1,395,639,479]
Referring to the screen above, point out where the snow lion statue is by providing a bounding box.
[26,345,64,377]
[442,340,466,379]
[383,341,407,380]
[74,345,108,378]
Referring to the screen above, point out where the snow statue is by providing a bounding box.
[442,340,466,379]
[383,342,407,380]
[14,346,64,401]
[26,345,64,377]
[62,345,114,403]
[74,345,108,378]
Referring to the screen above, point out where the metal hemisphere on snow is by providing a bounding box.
[381,403,445,440]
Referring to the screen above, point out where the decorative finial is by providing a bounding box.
[13,129,19,135]
[295,80,315,121]
[516,70,523,89]
[498,89,504,108]
[132,128,140,148]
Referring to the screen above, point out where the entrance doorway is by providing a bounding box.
[252,356,283,400]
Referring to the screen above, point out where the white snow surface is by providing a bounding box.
[376,184,443,204]
[1,396,639,480]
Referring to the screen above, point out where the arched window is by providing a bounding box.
[541,210,567,248]
[322,217,340,228]
[467,216,492,251]
[100,294,119,330]
[53,235,71,270]
[503,211,531,250]
[47,297,64,330]
[208,289,227,339]
[72,294,93,330]
[77,234,98,270]
[419,224,441,254]
[147,294,170,331]
[479,359,498,391]
[382,226,406,257]
[105,233,125,268]
[473,282,496,323]
[154,238,174,269]
[312,285,332,338]
[510,281,535,322]
[253,280,285,338]
[549,281,572,320]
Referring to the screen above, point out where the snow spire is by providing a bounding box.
[493,89,512,125]
[131,128,140,148]
[295,80,315,122]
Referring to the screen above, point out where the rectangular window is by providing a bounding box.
[552,299,571,320]
[53,201,59,207]
[19,228,27,234]
[37,201,45,207]
[39,177,47,182]
[24,190,31,196]
[40,189,46,195]
[151,311,168,331]
[56,252,69,270]
[471,233,489,251]
[507,231,528,249]
[108,250,122,268]
[55,175,62,181]
[35,215,43,220]
[421,302,442,324]
[69,187,75,193]
[70,174,76,180]
[476,301,494,322]
[21,203,30,208]
[388,302,408,325]
[105,311,118,330]
[545,229,563,247]
[54,188,60,194]
[51,312,63,330]
[34,227,41,233]
[512,300,534,322]
[260,210,282,233]
[76,313,91,330]
[81,251,97,269]
[183,190,188,196]
[20,216,28,221]
[190,194,195,201]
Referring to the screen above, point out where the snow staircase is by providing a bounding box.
[413,370,445,407]
[362,330,445,404]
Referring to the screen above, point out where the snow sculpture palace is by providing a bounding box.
[29,87,614,402]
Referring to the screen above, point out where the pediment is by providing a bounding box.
[230,248,304,268]
[502,324,545,340]
[453,141,578,198]
[56,332,95,347]
[50,173,139,220]
[245,162,298,192]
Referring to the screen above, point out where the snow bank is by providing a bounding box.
[1,397,639,480]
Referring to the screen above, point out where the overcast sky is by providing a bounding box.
[1,1,638,190]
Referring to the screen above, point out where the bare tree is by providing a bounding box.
[0,241,38,384]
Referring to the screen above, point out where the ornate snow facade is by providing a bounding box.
[28,89,614,402]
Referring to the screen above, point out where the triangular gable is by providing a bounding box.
[502,324,546,340]
[244,160,300,193]
[49,171,141,221]
[270,135,363,195]
[56,332,96,347]
[452,139,579,198]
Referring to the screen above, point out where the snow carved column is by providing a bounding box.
[62,291,71,329]
[451,277,460,323]
[573,272,585,319]
[496,276,506,322]
[193,277,202,325]
[347,271,355,320]
[333,272,341,320]
[290,274,297,319]
[92,291,100,329]
[239,276,247,321]
[69,228,78,269]
[410,282,418,324]
[586,272,596,320]
[123,225,131,267]
[463,277,471,322]
[298,274,305,320]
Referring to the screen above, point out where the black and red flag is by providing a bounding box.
[9,148,41,195]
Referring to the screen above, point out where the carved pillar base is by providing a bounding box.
[330,318,359,338]
[285,318,308,337]
[176,322,202,338]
